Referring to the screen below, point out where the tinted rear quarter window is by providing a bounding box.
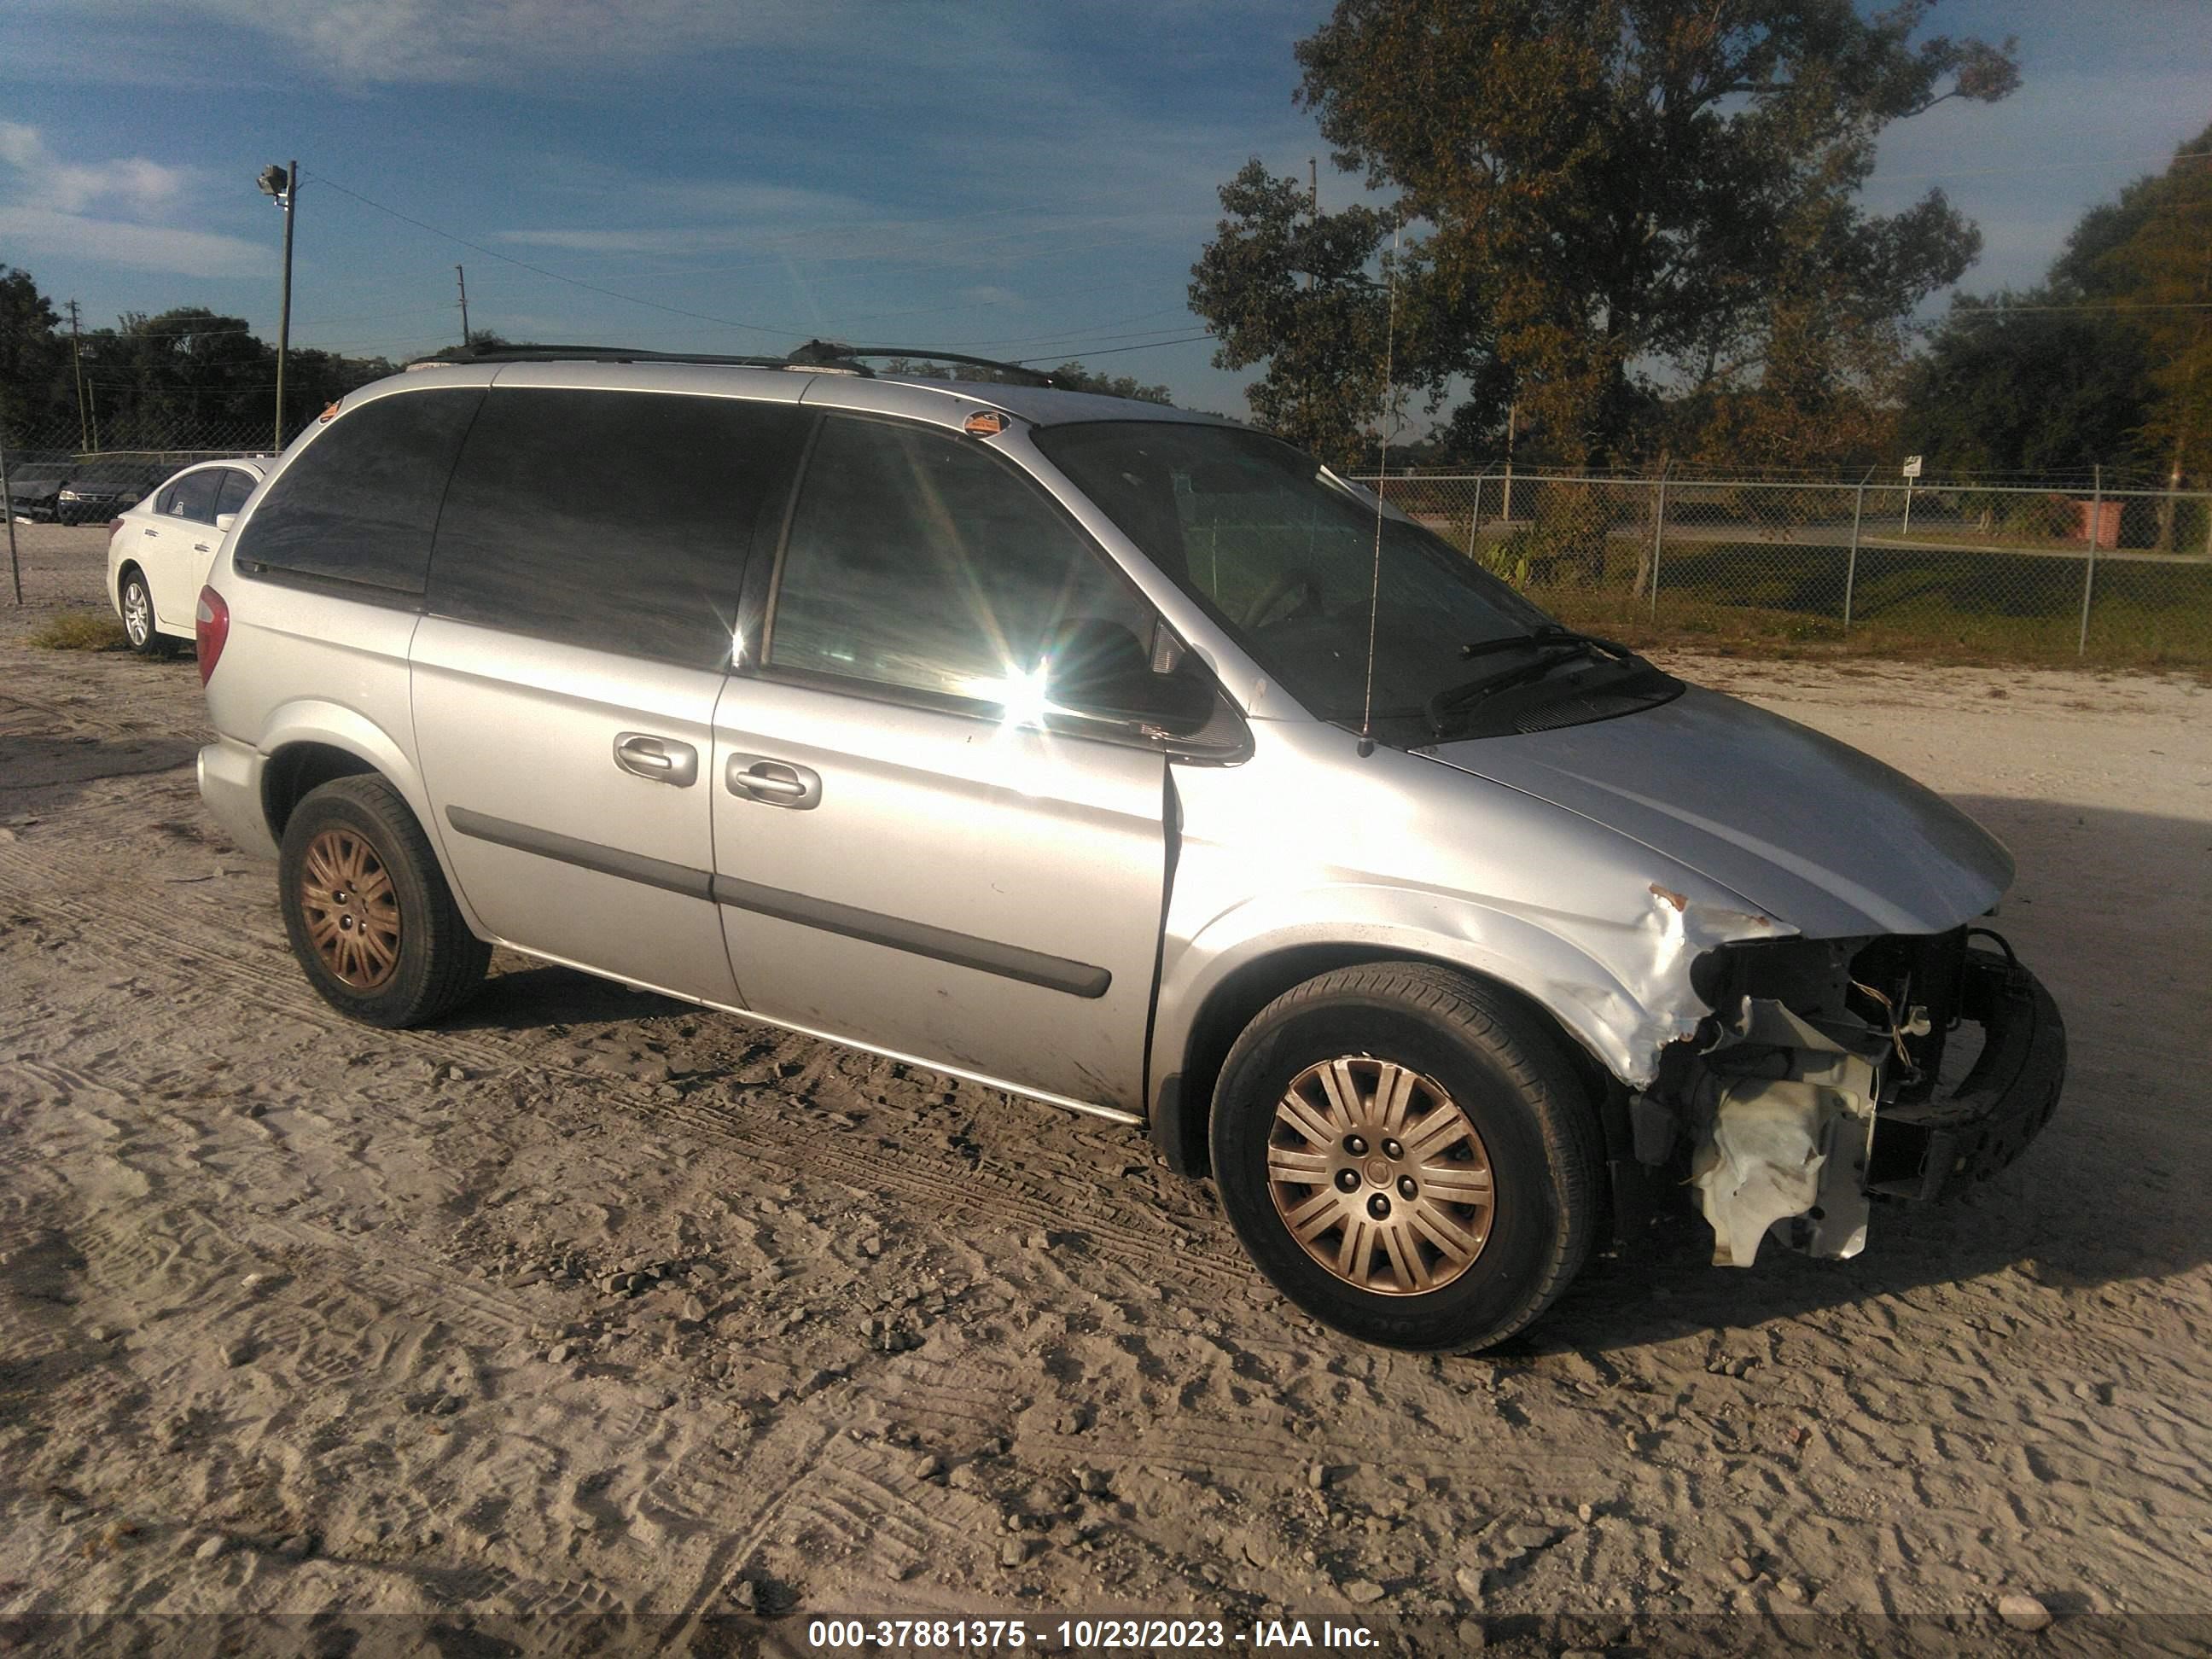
[428,387,806,668]
[231,388,484,594]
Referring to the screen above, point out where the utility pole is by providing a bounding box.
[1502,399,1517,525]
[276,160,297,452]
[1306,158,1318,293]
[456,265,470,347]
[258,161,298,451]
[66,300,90,452]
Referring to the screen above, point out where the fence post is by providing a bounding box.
[0,436,20,606]
[1466,474,1487,560]
[2078,463,2102,656]
[1648,466,1669,620]
[1843,472,1869,631]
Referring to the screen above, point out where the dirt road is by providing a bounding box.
[3,527,2208,1652]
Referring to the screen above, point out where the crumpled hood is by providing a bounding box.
[1427,685,2011,938]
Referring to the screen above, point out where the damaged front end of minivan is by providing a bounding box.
[1630,924,2067,1268]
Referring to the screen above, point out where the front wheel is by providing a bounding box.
[1212,963,1602,1353]
[278,775,491,1027]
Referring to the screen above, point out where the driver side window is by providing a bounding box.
[767,416,1158,713]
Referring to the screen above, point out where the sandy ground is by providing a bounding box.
[2,525,2209,1653]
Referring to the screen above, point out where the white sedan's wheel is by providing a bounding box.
[119,569,166,656]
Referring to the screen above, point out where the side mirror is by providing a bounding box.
[215,513,237,533]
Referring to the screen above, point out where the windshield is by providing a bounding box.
[1035,422,1563,726]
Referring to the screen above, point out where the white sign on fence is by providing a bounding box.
[1901,455,1924,479]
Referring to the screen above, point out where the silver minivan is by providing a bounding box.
[194,348,2064,1352]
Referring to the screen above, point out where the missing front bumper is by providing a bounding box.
[1864,944,2068,1202]
[1669,934,2066,1267]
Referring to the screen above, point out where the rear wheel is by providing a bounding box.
[1212,963,1601,1352]
[118,568,171,657]
[278,775,490,1027]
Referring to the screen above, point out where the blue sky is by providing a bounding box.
[2,0,2206,417]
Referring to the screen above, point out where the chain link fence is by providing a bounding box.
[9,422,2209,669]
[3,420,278,605]
[1362,469,2212,667]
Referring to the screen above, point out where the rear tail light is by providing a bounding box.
[107,516,125,537]
[195,585,230,684]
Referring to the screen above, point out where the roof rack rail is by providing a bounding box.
[401,341,1059,387]
[410,344,795,370]
[789,340,1057,387]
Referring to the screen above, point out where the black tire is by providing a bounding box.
[117,567,172,657]
[278,775,490,1027]
[1211,963,1602,1353]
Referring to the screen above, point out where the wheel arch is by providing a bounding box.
[261,740,382,842]
[1149,936,1620,1181]
[258,725,491,945]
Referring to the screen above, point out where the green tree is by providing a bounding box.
[1900,297,2147,480]
[1901,121,2209,526]
[871,355,1177,405]
[0,263,73,439]
[1192,0,2018,467]
[2088,125,2212,525]
[1039,359,1173,404]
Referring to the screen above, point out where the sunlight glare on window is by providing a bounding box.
[958,661,1056,727]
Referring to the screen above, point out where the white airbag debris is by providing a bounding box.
[1688,998,1883,1267]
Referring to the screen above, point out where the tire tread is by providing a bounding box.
[1218,961,1603,1352]
[282,775,489,1026]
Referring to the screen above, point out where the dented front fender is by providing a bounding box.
[1159,724,1790,1098]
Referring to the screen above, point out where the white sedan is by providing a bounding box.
[107,458,267,655]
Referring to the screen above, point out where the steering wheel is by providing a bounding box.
[1241,568,1326,629]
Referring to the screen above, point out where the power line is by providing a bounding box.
[1871,146,2210,183]
[304,169,796,339]
[490,181,1211,277]
[1013,332,1214,364]
[1947,301,2212,317]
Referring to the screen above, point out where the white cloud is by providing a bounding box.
[0,122,193,214]
[72,0,935,85]
[0,124,254,276]
[0,205,264,276]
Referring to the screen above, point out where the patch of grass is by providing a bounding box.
[29,610,128,651]
[1516,534,2212,674]
[1864,528,2093,554]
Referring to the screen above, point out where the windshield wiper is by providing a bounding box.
[1425,629,1639,735]
[1456,623,1581,661]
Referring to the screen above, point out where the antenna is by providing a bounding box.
[1357,226,1401,760]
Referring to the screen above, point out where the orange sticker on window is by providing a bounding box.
[318,399,343,422]
[963,410,1007,437]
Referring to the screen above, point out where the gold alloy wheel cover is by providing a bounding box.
[1266,1056,1495,1295]
[299,828,402,991]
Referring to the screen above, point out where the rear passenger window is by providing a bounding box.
[230,388,483,595]
[163,469,221,524]
[767,416,1154,707]
[428,387,806,668]
[212,469,255,519]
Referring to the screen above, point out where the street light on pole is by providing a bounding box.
[257,161,297,452]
